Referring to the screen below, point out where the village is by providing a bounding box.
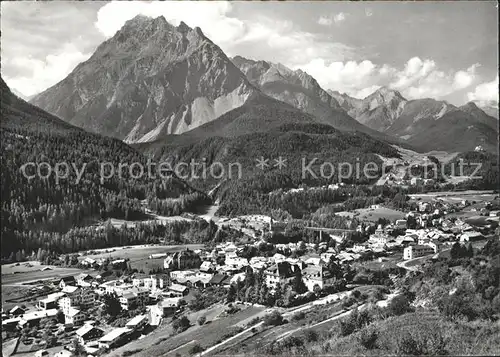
[2,191,499,357]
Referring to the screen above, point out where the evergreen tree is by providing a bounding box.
[103,293,122,317]
[466,243,474,258]
[226,284,236,303]
[450,242,462,259]
[292,269,307,294]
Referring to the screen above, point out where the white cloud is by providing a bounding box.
[467,75,499,104]
[1,43,91,97]
[299,59,387,98]
[352,85,381,99]
[453,64,479,89]
[318,16,333,26]
[95,1,245,46]
[297,56,480,100]
[94,2,353,64]
[334,13,346,23]
[218,17,355,65]
[317,12,346,26]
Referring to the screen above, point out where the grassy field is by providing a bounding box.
[1,285,32,311]
[317,311,500,356]
[77,244,205,274]
[354,207,406,222]
[409,190,496,204]
[109,303,264,357]
[79,244,204,263]
[1,337,18,357]
[218,303,346,356]
[353,254,401,271]
[1,264,88,286]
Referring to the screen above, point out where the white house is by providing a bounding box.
[65,307,85,325]
[403,245,435,260]
[302,266,335,292]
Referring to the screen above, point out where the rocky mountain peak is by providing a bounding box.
[30,18,258,143]
[193,26,205,37]
[460,101,481,112]
[121,15,171,34]
[176,20,191,34]
[370,86,406,102]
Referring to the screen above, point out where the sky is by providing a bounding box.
[1,1,498,106]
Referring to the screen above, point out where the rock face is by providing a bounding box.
[231,56,372,133]
[384,98,456,138]
[327,90,364,117]
[330,87,408,132]
[31,15,258,143]
[472,100,499,119]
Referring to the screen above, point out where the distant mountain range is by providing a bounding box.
[329,88,498,152]
[29,14,498,154]
[230,56,403,144]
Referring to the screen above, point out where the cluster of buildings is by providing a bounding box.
[363,200,495,260]
[162,243,339,296]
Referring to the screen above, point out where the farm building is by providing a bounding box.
[75,325,104,344]
[98,328,132,349]
[58,276,76,289]
[460,231,484,242]
[9,306,25,316]
[125,314,148,331]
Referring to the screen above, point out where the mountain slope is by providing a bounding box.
[1,77,207,259]
[352,87,407,131]
[473,100,499,119]
[136,94,401,198]
[334,87,498,152]
[459,102,498,129]
[384,98,457,137]
[31,15,258,143]
[1,77,79,134]
[327,90,364,117]
[405,109,499,153]
[231,56,403,144]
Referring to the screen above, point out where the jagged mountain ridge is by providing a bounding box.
[31,15,259,143]
[1,76,202,210]
[231,56,404,144]
[329,87,498,152]
[471,100,499,120]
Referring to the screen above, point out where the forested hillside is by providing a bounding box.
[139,121,402,217]
[246,239,500,356]
[1,78,209,260]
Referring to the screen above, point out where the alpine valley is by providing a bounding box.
[2,14,493,218]
[30,15,498,153]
